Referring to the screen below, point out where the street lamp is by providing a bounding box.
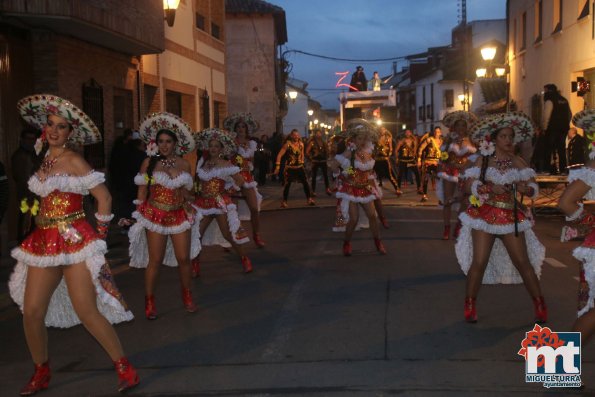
[475,68,487,78]
[163,0,180,27]
[307,109,314,116]
[495,67,506,77]
[458,93,469,108]
[288,90,298,103]
[314,119,319,125]
[480,46,497,61]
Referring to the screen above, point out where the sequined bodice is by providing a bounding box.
[287,143,303,166]
[199,178,226,198]
[150,184,183,207]
[39,191,83,218]
[398,141,415,159]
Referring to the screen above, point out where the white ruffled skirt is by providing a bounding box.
[9,241,134,328]
[199,203,250,248]
[128,211,202,268]
[237,186,263,221]
[572,246,595,317]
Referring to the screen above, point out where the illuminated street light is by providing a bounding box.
[307,109,314,116]
[475,68,487,78]
[163,0,180,27]
[376,119,382,126]
[480,46,497,61]
[288,90,298,102]
[495,67,506,77]
[314,119,319,125]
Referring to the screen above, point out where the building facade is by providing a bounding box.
[508,0,595,121]
[225,0,287,136]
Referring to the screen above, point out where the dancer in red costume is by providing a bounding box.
[128,112,200,319]
[224,112,265,248]
[9,94,138,395]
[559,109,595,344]
[438,111,478,240]
[329,119,386,256]
[193,128,253,273]
[455,112,546,323]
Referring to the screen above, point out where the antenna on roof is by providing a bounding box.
[458,0,467,25]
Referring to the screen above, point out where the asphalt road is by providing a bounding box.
[0,184,593,396]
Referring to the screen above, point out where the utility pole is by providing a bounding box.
[459,0,469,111]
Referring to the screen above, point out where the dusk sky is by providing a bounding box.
[268,0,506,109]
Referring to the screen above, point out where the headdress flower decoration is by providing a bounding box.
[478,136,495,156]
[139,112,195,156]
[224,112,260,136]
[469,111,535,145]
[196,128,238,157]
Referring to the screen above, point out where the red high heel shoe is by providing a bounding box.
[241,256,253,273]
[464,297,477,323]
[145,295,157,320]
[20,361,51,396]
[253,232,266,248]
[374,238,387,255]
[191,258,200,278]
[379,216,390,229]
[533,296,548,323]
[114,357,140,393]
[442,225,451,240]
[343,241,352,256]
[181,288,198,313]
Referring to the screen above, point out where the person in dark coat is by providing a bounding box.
[566,127,588,168]
[542,84,572,173]
[349,66,368,92]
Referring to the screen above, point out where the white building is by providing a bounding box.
[283,79,309,136]
[508,0,595,120]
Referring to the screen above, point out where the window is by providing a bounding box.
[195,13,206,31]
[166,90,182,117]
[521,12,527,50]
[579,0,589,20]
[418,106,424,121]
[553,0,563,33]
[211,22,220,39]
[534,0,543,42]
[444,89,454,108]
[426,104,432,120]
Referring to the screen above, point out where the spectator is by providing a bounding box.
[109,128,133,217]
[350,66,368,92]
[368,71,383,91]
[255,134,271,185]
[120,132,146,224]
[566,127,587,168]
[542,83,572,174]
[11,128,40,242]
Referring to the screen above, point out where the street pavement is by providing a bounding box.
[0,182,593,396]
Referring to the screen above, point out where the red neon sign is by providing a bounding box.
[335,71,359,91]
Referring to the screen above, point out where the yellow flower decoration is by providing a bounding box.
[469,195,482,207]
[440,151,449,161]
[144,174,155,184]
[20,198,40,216]
[345,166,356,176]
[236,155,244,166]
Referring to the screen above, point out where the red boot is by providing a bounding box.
[191,258,200,278]
[182,288,198,313]
[533,296,548,323]
[114,357,140,393]
[145,295,157,320]
[374,238,387,255]
[343,241,352,256]
[20,361,51,396]
[241,256,253,273]
[464,297,477,323]
[442,225,451,240]
[253,232,266,248]
[453,221,462,239]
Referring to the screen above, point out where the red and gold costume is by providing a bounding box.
[9,171,133,328]
[194,158,249,246]
[231,139,263,220]
[455,165,544,284]
[567,167,595,317]
[128,171,201,268]
[334,150,380,226]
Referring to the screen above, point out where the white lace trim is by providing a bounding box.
[572,247,595,317]
[9,251,133,328]
[237,140,257,158]
[566,203,584,222]
[128,214,201,268]
[28,171,105,196]
[568,167,595,201]
[95,213,114,222]
[526,182,539,200]
[11,239,107,267]
[335,154,375,171]
[447,142,476,156]
[455,225,544,284]
[243,180,258,189]
[134,172,193,190]
[130,210,194,235]
[462,166,536,184]
[438,172,459,183]
[197,165,241,181]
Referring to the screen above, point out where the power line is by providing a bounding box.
[283,48,407,63]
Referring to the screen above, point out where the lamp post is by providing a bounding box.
[288,90,298,103]
[163,0,180,27]
[458,93,470,109]
[476,46,497,78]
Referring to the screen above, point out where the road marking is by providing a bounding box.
[544,258,567,268]
[261,239,325,361]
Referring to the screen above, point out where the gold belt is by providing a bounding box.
[148,200,182,211]
[36,211,86,229]
[486,200,515,210]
